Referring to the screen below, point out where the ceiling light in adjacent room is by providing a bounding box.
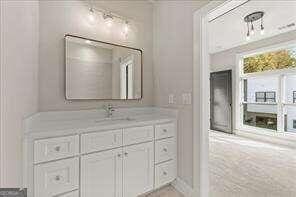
[244,11,265,39]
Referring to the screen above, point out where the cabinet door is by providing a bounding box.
[123,142,154,197]
[81,148,123,197]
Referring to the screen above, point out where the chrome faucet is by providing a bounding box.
[103,104,115,118]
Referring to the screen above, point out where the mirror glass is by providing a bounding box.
[65,35,142,100]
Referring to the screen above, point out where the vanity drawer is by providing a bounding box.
[155,137,176,164]
[34,135,79,163]
[123,125,154,146]
[155,123,175,140]
[81,129,122,153]
[34,158,79,197]
[155,160,177,189]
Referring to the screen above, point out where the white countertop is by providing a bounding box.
[24,107,178,139]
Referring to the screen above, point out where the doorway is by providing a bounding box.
[210,70,232,133]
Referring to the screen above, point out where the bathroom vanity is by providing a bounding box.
[23,108,177,197]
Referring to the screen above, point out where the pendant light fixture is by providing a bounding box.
[244,11,265,41]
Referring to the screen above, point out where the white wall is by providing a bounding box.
[0,0,39,187]
[39,0,154,111]
[153,0,209,187]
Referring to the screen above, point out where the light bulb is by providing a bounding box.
[105,18,113,27]
[103,13,113,27]
[246,29,250,41]
[123,21,129,34]
[260,25,265,35]
[246,35,250,41]
[251,29,255,35]
[89,8,95,23]
[250,22,255,35]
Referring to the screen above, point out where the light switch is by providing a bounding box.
[182,93,192,105]
[187,93,192,105]
[168,94,175,104]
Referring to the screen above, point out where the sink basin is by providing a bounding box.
[95,117,135,124]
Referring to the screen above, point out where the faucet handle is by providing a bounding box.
[103,104,116,111]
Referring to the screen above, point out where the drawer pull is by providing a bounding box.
[55,175,61,181]
[163,148,168,152]
[163,171,167,176]
[54,146,61,152]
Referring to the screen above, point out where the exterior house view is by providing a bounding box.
[243,47,296,132]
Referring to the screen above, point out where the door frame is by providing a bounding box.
[210,70,233,134]
[193,1,248,196]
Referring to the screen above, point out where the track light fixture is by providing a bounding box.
[244,11,265,41]
[87,4,131,37]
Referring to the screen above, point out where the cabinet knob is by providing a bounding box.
[117,154,122,158]
[55,175,61,181]
[163,129,167,133]
[163,148,168,152]
[124,152,128,156]
[54,146,61,152]
[163,171,167,176]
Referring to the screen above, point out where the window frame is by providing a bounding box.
[236,40,296,133]
[255,91,276,103]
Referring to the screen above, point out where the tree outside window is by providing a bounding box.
[244,48,296,74]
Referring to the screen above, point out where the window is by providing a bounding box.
[255,92,265,102]
[255,92,276,103]
[243,103,277,130]
[243,47,296,74]
[238,42,296,133]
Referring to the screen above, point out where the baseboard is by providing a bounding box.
[235,129,296,149]
[171,178,194,197]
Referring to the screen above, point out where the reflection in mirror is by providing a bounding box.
[65,35,142,100]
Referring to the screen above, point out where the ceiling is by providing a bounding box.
[209,0,296,54]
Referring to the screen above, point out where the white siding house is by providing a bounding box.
[246,76,296,132]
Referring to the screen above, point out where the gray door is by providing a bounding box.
[210,70,232,133]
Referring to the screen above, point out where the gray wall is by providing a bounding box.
[0,1,39,187]
[39,0,154,111]
[153,1,209,187]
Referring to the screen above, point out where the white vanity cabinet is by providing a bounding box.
[122,142,154,197]
[81,142,154,197]
[26,120,177,197]
[81,148,123,197]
